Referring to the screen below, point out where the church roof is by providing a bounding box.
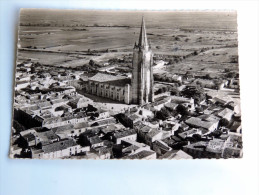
[138,16,149,48]
[106,78,131,87]
[89,73,125,82]
[89,73,131,87]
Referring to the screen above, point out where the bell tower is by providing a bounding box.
[130,17,154,105]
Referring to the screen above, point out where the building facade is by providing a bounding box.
[131,17,154,105]
[86,17,154,105]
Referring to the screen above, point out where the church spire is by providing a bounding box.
[138,16,149,49]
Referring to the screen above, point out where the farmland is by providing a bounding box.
[17,10,238,77]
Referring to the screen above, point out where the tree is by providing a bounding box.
[89,59,95,66]
[211,130,222,138]
[87,104,97,112]
[170,88,180,96]
[91,122,99,127]
[181,86,205,104]
[193,51,198,55]
[176,104,189,116]
[219,118,229,127]
[205,73,212,79]
[168,59,174,65]
[13,120,25,133]
[30,66,36,74]
[192,134,202,141]
[155,107,171,120]
[225,72,237,79]
[195,107,204,113]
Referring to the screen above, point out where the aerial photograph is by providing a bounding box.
[10,9,242,159]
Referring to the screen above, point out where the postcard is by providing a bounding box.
[10,9,242,159]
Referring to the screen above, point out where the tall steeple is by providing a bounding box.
[130,16,154,105]
[138,16,149,49]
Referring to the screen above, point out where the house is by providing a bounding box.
[152,96,171,111]
[93,147,112,159]
[222,133,243,158]
[15,80,30,90]
[182,141,208,158]
[212,96,233,105]
[159,150,193,159]
[9,145,23,158]
[145,129,163,145]
[136,124,152,140]
[183,138,231,158]
[97,109,110,119]
[205,138,226,158]
[42,112,88,129]
[120,139,151,157]
[20,130,38,147]
[152,140,172,156]
[88,117,116,127]
[121,113,142,128]
[122,150,156,160]
[71,80,87,90]
[228,121,242,133]
[68,97,93,109]
[164,102,179,111]
[178,128,202,139]
[52,122,89,139]
[88,135,104,148]
[170,96,195,111]
[31,139,83,159]
[113,129,137,144]
[185,117,219,132]
[217,108,234,121]
[20,128,59,147]
[99,123,125,136]
[222,147,243,158]
[162,123,180,136]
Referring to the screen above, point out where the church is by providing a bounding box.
[87,17,154,105]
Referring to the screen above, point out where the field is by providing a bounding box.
[17,10,239,76]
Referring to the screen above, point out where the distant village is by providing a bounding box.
[11,19,242,160]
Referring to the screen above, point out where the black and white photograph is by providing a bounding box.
[10,9,242,159]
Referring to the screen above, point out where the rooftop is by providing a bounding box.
[159,150,193,159]
[89,73,126,83]
[123,150,155,159]
[185,117,217,130]
[89,135,103,145]
[114,129,136,139]
[42,139,77,153]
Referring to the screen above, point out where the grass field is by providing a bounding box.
[17,10,239,75]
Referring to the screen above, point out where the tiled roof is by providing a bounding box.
[37,130,59,142]
[147,129,162,138]
[114,129,136,139]
[106,78,131,87]
[89,73,125,83]
[185,117,217,130]
[183,141,208,151]
[206,139,225,153]
[217,108,234,118]
[123,150,155,159]
[159,150,193,159]
[89,135,103,145]
[42,139,77,153]
[154,140,171,151]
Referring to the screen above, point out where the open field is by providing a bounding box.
[17,10,238,75]
[165,47,239,76]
